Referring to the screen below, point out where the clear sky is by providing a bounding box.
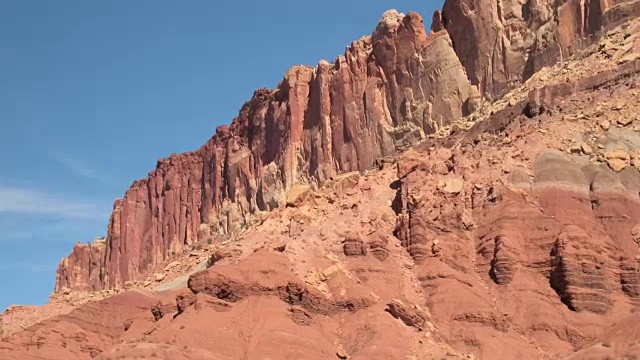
[0,0,439,310]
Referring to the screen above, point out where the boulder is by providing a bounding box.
[342,235,367,257]
[286,185,311,207]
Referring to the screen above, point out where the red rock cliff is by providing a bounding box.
[55,2,640,292]
[55,10,475,291]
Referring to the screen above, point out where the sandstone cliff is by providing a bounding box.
[55,1,640,292]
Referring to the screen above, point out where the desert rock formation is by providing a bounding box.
[3,1,640,359]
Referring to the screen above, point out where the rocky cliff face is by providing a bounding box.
[438,0,640,98]
[55,1,640,292]
[55,9,475,292]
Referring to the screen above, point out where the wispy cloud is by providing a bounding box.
[48,150,118,185]
[0,186,108,220]
[4,220,104,242]
[0,260,59,273]
[30,263,58,273]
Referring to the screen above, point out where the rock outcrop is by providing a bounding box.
[55,1,640,295]
[55,238,106,292]
[342,234,367,257]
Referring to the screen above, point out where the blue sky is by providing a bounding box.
[0,1,439,310]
